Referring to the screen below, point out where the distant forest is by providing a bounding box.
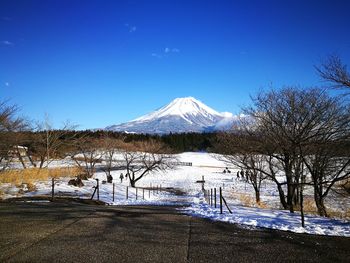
[13,130,217,154]
[72,130,216,153]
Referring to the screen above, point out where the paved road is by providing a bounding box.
[0,201,349,263]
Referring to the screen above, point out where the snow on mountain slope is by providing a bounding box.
[106,97,235,134]
[133,97,223,123]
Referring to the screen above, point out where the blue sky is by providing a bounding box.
[1,0,350,129]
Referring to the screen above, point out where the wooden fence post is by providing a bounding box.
[210,188,213,206]
[214,188,217,208]
[136,188,138,200]
[143,188,145,200]
[221,195,233,214]
[126,186,129,199]
[96,179,99,201]
[112,183,115,202]
[220,187,223,214]
[90,185,97,200]
[51,178,54,201]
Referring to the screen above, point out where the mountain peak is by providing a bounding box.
[172,96,197,103]
[132,96,222,123]
[106,97,233,134]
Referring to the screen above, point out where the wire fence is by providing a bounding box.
[203,186,232,214]
[50,177,166,203]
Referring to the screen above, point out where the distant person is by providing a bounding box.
[236,171,240,180]
[245,170,249,182]
[120,173,124,183]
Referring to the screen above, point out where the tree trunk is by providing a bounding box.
[293,184,299,206]
[106,172,113,183]
[39,157,45,169]
[276,183,288,209]
[287,185,294,213]
[314,190,328,217]
[17,151,27,169]
[300,185,305,227]
[312,178,328,217]
[255,188,260,203]
[27,153,36,168]
[286,173,295,213]
[285,156,295,213]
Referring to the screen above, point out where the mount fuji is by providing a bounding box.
[105,97,238,134]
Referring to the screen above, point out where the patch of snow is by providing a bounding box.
[179,196,350,237]
[1,152,349,237]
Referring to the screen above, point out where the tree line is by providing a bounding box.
[216,55,350,220]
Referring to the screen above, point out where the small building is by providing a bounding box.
[8,145,28,158]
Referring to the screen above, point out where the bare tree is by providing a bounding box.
[315,54,350,92]
[240,88,311,212]
[100,136,124,183]
[219,87,349,215]
[216,133,267,204]
[0,100,26,132]
[300,96,350,216]
[120,140,176,187]
[30,118,77,169]
[70,137,103,178]
[0,100,28,170]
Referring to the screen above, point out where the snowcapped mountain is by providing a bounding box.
[106,97,236,134]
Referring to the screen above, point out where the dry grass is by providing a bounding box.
[257,200,268,209]
[26,182,37,192]
[301,197,317,213]
[237,193,256,207]
[327,208,350,219]
[0,167,81,186]
[342,181,350,194]
[230,192,268,208]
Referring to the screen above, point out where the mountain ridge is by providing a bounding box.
[105,97,236,134]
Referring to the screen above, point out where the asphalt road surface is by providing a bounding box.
[0,200,349,263]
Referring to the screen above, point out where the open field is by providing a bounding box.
[0,152,349,236]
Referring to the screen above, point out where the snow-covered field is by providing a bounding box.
[1,152,349,237]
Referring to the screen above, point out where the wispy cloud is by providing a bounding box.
[165,47,180,53]
[1,40,13,46]
[125,23,136,33]
[151,53,162,59]
[152,47,180,58]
